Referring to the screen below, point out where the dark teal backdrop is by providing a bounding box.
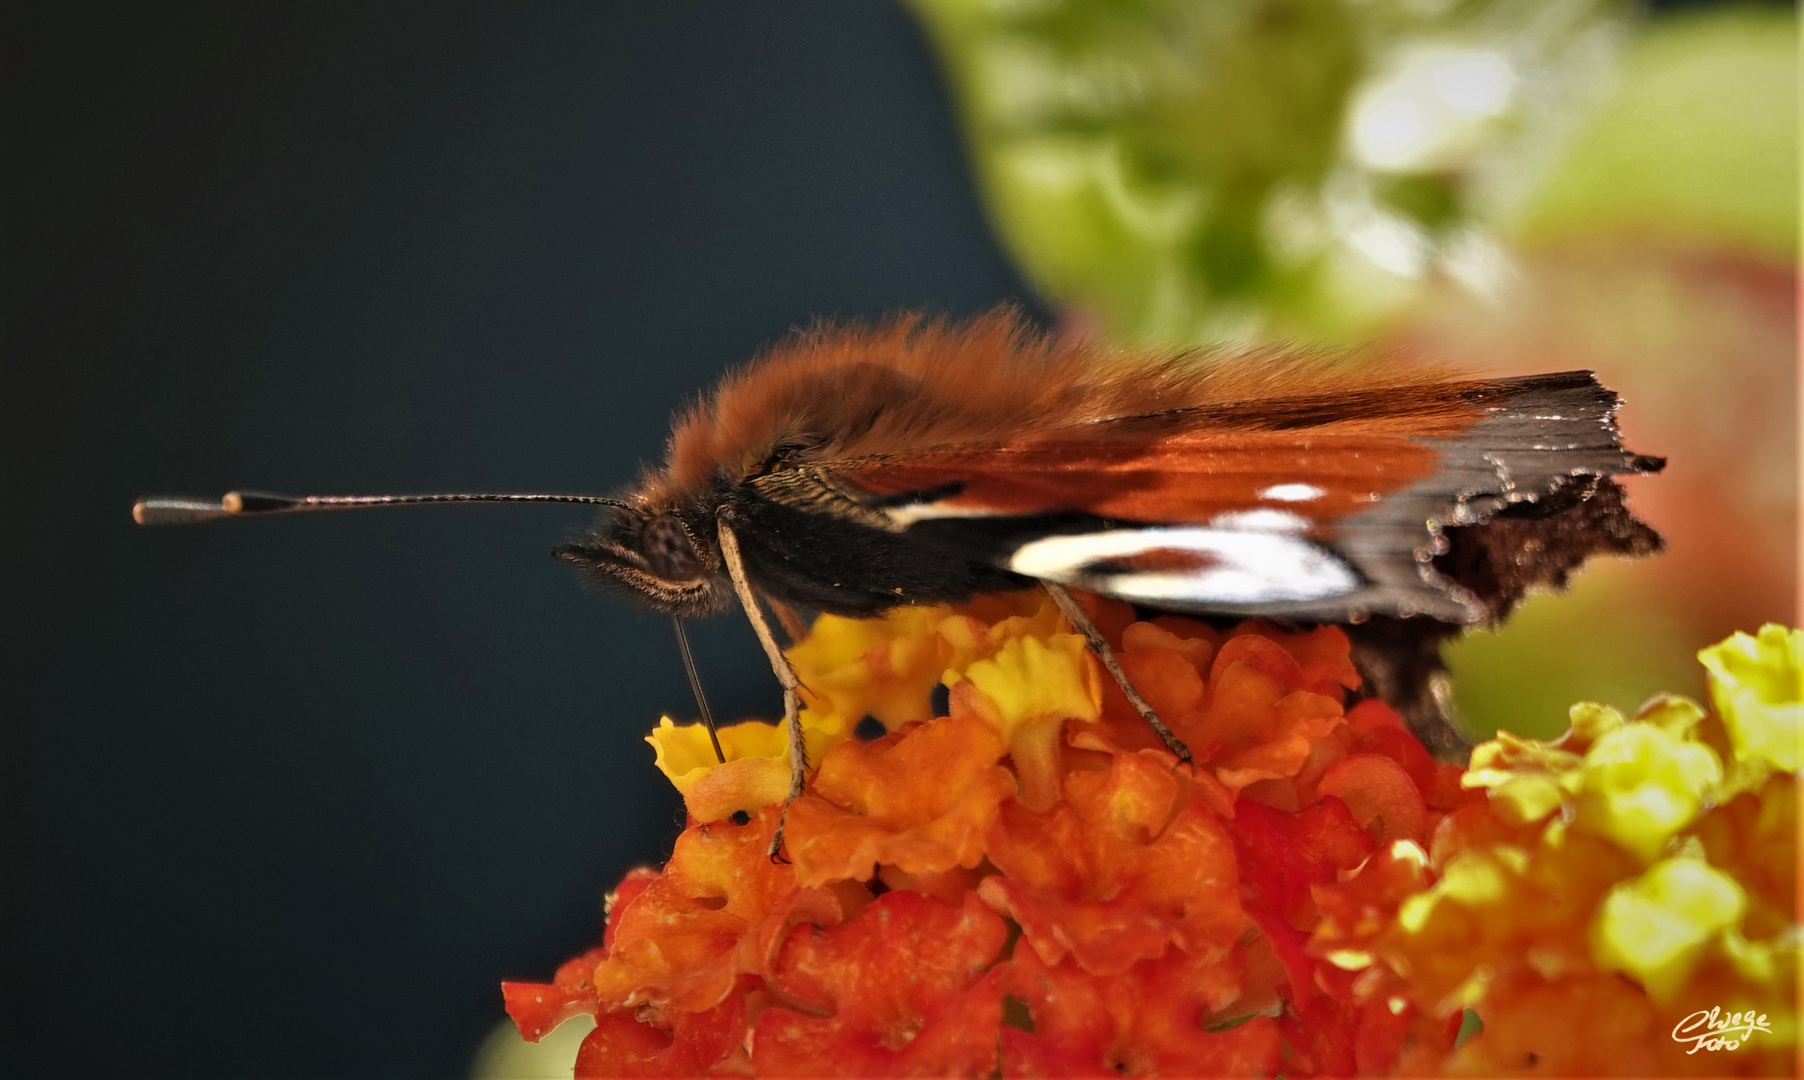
[1,3,1033,1075]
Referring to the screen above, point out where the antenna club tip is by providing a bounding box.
[131,500,149,525]
[221,491,245,514]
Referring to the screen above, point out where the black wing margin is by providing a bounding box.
[1342,369,1662,625]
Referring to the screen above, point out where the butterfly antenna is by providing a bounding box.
[672,617,726,764]
[132,490,635,525]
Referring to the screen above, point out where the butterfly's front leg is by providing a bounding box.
[714,513,807,861]
[1042,582,1194,765]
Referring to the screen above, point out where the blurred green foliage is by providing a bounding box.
[912,0,1794,343]
[1514,6,1797,258]
[910,0,1642,343]
[1445,565,1704,741]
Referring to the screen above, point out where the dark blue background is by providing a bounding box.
[1,3,1030,1075]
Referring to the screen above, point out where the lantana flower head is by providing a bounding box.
[503,602,1799,1076]
[1312,625,1800,1076]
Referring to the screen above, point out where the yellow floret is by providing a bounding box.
[1591,856,1747,1004]
[1574,724,1723,862]
[646,709,849,822]
[944,633,1101,740]
[943,632,1100,810]
[1699,623,1803,773]
[786,607,950,728]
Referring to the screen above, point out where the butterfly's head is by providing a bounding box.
[554,502,732,617]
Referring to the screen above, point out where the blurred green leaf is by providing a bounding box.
[1447,565,1705,741]
[1513,6,1797,258]
[910,0,1634,343]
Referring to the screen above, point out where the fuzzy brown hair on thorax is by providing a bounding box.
[646,308,1445,507]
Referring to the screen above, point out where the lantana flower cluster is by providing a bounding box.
[503,598,1799,1077]
[1311,624,1799,1076]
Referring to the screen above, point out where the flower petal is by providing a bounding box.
[1699,623,1803,773]
[786,709,1015,887]
[574,983,751,1078]
[984,750,1241,975]
[753,891,1008,1077]
[997,942,1282,1077]
[649,712,851,822]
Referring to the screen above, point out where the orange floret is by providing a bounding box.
[997,939,1283,1077]
[1234,797,1375,938]
[752,890,1008,1077]
[590,807,847,1015]
[1316,753,1429,847]
[1069,616,1364,816]
[502,945,611,1045]
[785,703,1018,887]
[502,865,659,1041]
[981,749,1242,976]
[574,980,754,1077]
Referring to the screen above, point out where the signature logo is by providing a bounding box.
[1671,1006,1772,1053]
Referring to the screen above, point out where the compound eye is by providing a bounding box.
[641,514,701,579]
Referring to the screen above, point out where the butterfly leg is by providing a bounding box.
[1042,582,1193,764]
[715,516,807,861]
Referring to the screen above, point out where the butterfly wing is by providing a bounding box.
[751,371,1661,624]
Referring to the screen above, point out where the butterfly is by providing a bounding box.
[136,308,1663,843]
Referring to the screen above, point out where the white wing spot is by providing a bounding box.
[1259,482,1325,503]
[1008,527,1359,606]
[1208,508,1308,533]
